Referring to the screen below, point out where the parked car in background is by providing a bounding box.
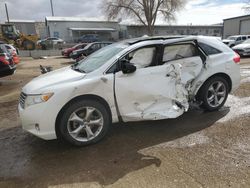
[4,44,20,64]
[38,37,65,50]
[222,35,250,48]
[0,44,16,78]
[37,37,65,45]
[232,39,250,57]
[61,43,87,57]
[19,36,240,146]
[70,42,112,61]
[77,34,99,43]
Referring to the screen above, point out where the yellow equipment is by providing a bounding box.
[0,24,39,50]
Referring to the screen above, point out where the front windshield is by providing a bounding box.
[227,36,237,40]
[73,43,127,73]
[243,39,250,44]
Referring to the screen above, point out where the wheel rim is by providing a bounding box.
[67,106,104,142]
[206,81,226,108]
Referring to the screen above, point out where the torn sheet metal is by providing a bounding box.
[115,57,203,122]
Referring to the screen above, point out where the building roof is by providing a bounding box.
[9,19,35,23]
[46,16,118,23]
[69,28,116,32]
[123,24,223,28]
[224,14,250,21]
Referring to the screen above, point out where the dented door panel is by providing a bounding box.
[115,63,189,122]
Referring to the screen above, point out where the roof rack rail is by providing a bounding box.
[127,36,185,45]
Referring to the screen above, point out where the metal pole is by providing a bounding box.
[5,3,9,23]
[50,0,54,16]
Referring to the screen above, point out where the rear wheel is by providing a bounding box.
[197,77,229,111]
[23,40,35,50]
[59,99,111,146]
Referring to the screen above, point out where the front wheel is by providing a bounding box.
[197,77,229,111]
[59,99,111,146]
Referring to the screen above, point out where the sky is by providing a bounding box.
[0,0,247,25]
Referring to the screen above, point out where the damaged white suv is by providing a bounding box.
[19,36,241,146]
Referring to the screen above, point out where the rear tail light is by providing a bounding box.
[233,53,240,64]
[0,54,9,65]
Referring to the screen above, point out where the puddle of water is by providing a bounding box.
[142,132,211,150]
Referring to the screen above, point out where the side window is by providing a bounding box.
[91,44,98,50]
[199,42,221,55]
[163,44,198,62]
[242,36,247,40]
[236,37,241,41]
[128,47,156,69]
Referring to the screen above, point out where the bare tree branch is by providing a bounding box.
[243,0,250,12]
[102,0,186,36]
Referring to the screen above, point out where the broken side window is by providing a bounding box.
[163,44,198,62]
[129,47,156,69]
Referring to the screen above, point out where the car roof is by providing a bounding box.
[126,35,185,45]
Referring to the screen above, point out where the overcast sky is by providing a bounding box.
[0,0,247,25]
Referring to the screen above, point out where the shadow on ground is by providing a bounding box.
[0,107,229,187]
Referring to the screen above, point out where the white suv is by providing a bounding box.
[19,36,241,146]
[222,35,250,48]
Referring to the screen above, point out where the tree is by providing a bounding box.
[243,0,250,12]
[103,0,186,36]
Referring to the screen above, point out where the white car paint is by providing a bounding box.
[222,35,250,47]
[233,40,250,56]
[18,36,241,140]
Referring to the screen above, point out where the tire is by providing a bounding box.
[59,99,111,146]
[23,40,35,50]
[197,76,229,111]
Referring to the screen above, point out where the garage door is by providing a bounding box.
[240,19,250,34]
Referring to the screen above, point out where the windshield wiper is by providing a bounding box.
[71,65,86,73]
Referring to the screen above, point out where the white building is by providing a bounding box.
[45,17,120,42]
[223,15,250,38]
[8,20,37,35]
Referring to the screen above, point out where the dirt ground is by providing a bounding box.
[0,57,250,188]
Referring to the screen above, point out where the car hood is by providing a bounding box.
[233,43,250,49]
[22,66,86,94]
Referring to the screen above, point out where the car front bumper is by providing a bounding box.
[0,64,16,78]
[18,102,58,140]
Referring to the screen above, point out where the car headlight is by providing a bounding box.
[25,93,54,108]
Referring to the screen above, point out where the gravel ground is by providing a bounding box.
[0,57,250,188]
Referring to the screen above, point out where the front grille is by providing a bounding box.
[19,92,27,109]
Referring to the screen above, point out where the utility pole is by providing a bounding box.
[5,3,9,23]
[50,0,54,16]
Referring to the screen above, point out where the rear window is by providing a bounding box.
[199,43,221,56]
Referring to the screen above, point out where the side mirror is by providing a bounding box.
[120,59,136,74]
